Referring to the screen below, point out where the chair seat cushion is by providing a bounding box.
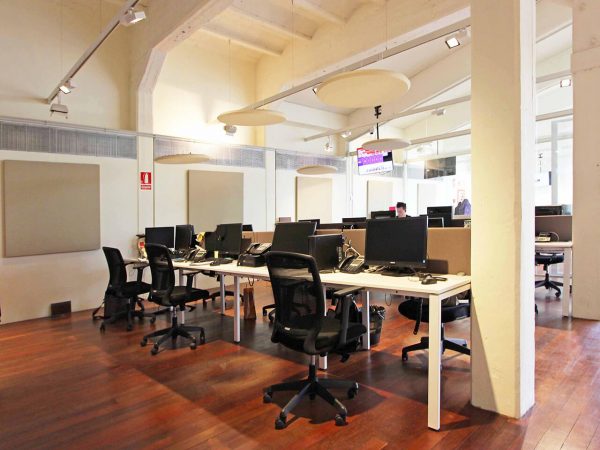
[273,315,366,354]
[535,253,564,265]
[398,299,470,324]
[107,281,151,298]
[150,286,209,306]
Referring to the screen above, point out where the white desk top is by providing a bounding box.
[535,241,572,249]
[172,260,471,297]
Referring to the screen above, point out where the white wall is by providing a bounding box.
[0,0,132,130]
[0,151,138,324]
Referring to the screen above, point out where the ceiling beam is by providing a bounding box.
[230,0,312,41]
[293,0,345,25]
[201,24,282,57]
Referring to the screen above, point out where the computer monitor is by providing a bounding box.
[342,217,367,223]
[427,217,444,228]
[242,224,253,232]
[175,224,195,250]
[426,206,452,228]
[318,222,347,230]
[535,205,564,216]
[365,216,428,273]
[214,223,243,257]
[370,210,396,219]
[299,219,321,227]
[309,234,343,272]
[145,226,175,248]
[271,222,317,254]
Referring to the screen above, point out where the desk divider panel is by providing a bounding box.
[535,215,572,241]
[2,160,100,257]
[427,228,471,275]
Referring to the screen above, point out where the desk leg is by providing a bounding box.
[233,276,241,343]
[220,275,226,315]
[362,290,370,350]
[178,268,184,286]
[319,285,328,370]
[563,248,572,317]
[428,294,442,431]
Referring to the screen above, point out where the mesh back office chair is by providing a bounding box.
[96,247,151,332]
[398,297,471,361]
[140,244,209,355]
[535,253,564,297]
[263,251,366,429]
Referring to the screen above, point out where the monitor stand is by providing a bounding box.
[380,266,417,277]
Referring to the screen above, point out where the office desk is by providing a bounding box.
[535,241,572,317]
[174,260,471,431]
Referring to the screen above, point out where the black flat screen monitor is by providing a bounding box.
[271,222,317,254]
[371,210,396,219]
[427,217,444,228]
[318,222,346,230]
[242,224,253,231]
[342,217,367,223]
[309,234,343,272]
[299,219,321,227]
[145,226,175,248]
[535,205,563,216]
[426,206,452,228]
[214,223,243,257]
[365,216,428,271]
[175,224,195,250]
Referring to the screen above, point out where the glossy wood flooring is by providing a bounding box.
[1,283,599,449]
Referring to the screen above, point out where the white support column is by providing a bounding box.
[470,0,536,417]
[571,0,600,320]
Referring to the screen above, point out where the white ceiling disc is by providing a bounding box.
[155,153,210,164]
[296,164,338,175]
[217,109,286,126]
[361,137,411,151]
[316,70,411,109]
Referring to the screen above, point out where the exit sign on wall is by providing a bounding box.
[140,172,152,190]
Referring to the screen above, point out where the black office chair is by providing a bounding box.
[263,251,366,429]
[398,296,471,361]
[140,244,209,355]
[96,247,152,332]
[535,253,564,297]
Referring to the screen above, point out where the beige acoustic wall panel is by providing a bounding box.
[3,160,100,257]
[367,180,393,215]
[188,170,243,231]
[296,176,332,222]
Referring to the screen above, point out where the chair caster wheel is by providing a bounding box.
[402,352,408,361]
[99,323,106,333]
[462,343,468,347]
[555,293,561,298]
[200,331,206,345]
[151,346,159,355]
[190,339,197,350]
[262,310,267,316]
[348,385,358,399]
[150,317,156,325]
[263,393,273,404]
[126,323,133,332]
[140,338,148,347]
[335,414,347,426]
[275,415,287,430]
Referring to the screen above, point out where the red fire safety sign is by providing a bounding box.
[140,171,152,190]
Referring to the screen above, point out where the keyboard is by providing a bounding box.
[209,257,234,266]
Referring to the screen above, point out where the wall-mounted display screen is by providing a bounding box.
[357,148,393,175]
[424,156,456,179]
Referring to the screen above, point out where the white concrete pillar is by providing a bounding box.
[572,0,600,320]
[470,0,536,417]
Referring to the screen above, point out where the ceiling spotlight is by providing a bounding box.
[224,124,237,136]
[432,108,446,116]
[50,98,68,117]
[559,78,572,88]
[120,8,146,26]
[59,79,76,94]
[340,130,352,139]
[312,86,318,94]
[445,36,460,49]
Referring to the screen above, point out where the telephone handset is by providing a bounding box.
[245,242,272,256]
[185,247,207,262]
[338,255,365,274]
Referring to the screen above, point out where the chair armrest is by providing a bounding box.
[333,286,363,348]
[183,270,202,290]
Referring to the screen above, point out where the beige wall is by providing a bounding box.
[0,0,132,130]
[153,40,257,144]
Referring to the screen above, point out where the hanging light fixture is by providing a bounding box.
[155,153,210,164]
[297,165,338,175]
[361,105,411,151]
[217,109,286,126]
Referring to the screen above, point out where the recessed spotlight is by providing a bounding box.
[312,86,318,94]
[341,130,352,139]
[559,78,572,88]
[120,8,146,26]
[432,108,446,116]
[445,36,460,49]
[59,79,76,94]
[224,124,237,136]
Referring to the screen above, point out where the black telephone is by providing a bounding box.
[245,242,272,255]
[338,255,365,274]
[185,247,207,262]
[237,242,272,267]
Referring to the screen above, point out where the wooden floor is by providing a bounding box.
[1,283,599,449]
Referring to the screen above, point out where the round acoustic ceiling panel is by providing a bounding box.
[155,153,210,164]
[296,165,338,175]
[361,137,411,151]
[217,109,286,126]
[316,69,411,109]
